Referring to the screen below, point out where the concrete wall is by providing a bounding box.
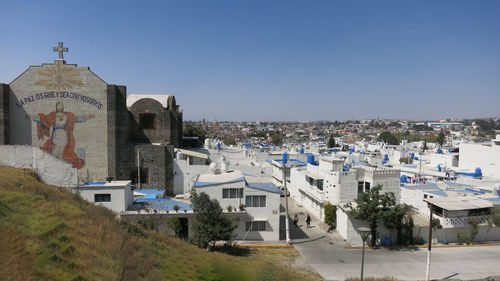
[0,145,77,187]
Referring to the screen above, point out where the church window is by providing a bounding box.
[94,194,111,202]
[139,113,156,129]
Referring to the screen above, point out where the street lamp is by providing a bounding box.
[358,227,371,281]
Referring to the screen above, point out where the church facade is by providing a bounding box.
[0,43,182,195]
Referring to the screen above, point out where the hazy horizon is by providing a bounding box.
[1,0,499,121]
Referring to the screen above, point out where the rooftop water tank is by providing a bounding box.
[282,152,289,164]
[307,153,314,164]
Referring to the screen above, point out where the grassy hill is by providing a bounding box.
[0,167,321,281]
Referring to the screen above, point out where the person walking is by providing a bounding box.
[306,214,311,228]
[293,214,299,228]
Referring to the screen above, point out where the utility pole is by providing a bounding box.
[137,150,141,190]
[282,163,290,245]
[425,203,433,281]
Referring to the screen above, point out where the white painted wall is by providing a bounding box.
[0,145,77,187]
[78,181,132,213]
[459,143,500,178]
[173,159,210,195]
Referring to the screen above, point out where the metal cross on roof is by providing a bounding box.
[53,42,68,60]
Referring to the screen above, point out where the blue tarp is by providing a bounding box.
[427,190,448,197]
[135,189,165,196]
[135,198,193,211]
[245,182,282,194]
[194,177,245,187]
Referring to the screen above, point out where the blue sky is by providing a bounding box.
[1,0,499,121]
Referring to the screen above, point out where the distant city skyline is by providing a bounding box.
[1,0,499,121]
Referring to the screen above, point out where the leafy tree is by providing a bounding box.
[412,124,433,131]
[324,202,337,230]
[347,185,396,247]
[408,134,421,142]
[437,132,445,146]
[378,131,399,145]
[191,192,236,249]
[183,122,207,144]
[382,204,415,245]
[425,134,438,143]
[327,136,336,148]
[223,137,236,146]
[271,134,282,146]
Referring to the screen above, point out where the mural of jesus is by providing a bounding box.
[27,101,95,169]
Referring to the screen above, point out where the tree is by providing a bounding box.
[271,134,282,146]
[191,192,236,249]
[183,122,207,144]
[223,137,236,146]
[382,204,415,245]
[378,131,398,145]
[327,136,336,148]
[324,202,337,230]
[437,132,445,146]
[347,185,396,247]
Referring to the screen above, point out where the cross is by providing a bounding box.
[53,42,68,60]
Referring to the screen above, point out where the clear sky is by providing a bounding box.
[1,0,499,121]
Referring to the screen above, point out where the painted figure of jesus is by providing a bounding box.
[27,101,95,169]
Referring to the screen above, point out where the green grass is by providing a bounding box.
[0,167,321,281]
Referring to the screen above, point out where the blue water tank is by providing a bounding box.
[333,148,337,154]
[384,237,392,246]
[217,142,221,150]
[384,154,389,161]
[437,148,443,154]
[411,152,415,159]
[475,167,482,177]
[307,153,314,164]
[437,164,441,172]
[401,175,407,183]
[283,152,289,164]
[299,147,304,154]
[343,166,350,171]
[259,149,264,152]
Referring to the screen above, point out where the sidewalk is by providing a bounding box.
[283,196,349,247]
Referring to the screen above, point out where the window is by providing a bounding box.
[222,188,243,199]
[365,182,371,192]
[317,180,323,191]
[139,113,156,129]
[245,195,266,207]
[246,221,266,231]
[358,181,364,194]
[94,194,111,202]
[308,177,314,186]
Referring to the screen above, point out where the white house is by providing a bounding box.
[288,155,400,220]
[193,171,281,241]
[78,180,133,213]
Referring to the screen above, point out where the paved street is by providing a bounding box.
[282,197,500,281]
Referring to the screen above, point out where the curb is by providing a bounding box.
[345,243,500,250]
[238,244,293,248]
